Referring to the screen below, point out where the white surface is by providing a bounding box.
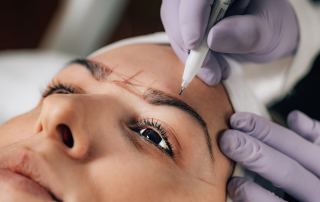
[0,50,74,123]
[242,58,292,106]
[283,0,320,98]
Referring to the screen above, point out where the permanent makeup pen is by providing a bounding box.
[179,0,232,95]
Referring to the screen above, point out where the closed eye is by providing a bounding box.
[42,82,77,97]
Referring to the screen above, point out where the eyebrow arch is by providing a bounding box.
[67,58,213,156]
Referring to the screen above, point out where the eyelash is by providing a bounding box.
[42,82,175,158]
[130,118,174,157]
[42,82,76,97]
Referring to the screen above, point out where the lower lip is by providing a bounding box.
[0,168,53,201]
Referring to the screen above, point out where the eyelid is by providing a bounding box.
[42,81,84,98]
[128,117,181,161]
[154,119,181,159]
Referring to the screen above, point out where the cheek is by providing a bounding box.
[0,108,39,148]
[86,155,191,201]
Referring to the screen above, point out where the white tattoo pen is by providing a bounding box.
[179,0,232,95]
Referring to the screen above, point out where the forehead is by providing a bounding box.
[90,44,182,92]
[89,44,233,135]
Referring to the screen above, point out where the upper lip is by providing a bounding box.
[0,147,62,201]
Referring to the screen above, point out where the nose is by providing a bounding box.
[36,95,90,160]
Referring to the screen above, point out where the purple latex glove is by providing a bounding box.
[160,0,299,85]
[219,111,320,202]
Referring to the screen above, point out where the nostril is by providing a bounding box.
[57,124,74,148]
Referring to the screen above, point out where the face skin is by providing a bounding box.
[0,44,233,202]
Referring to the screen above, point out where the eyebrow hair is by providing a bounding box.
[67,58,213,155]
[68,58,113,81]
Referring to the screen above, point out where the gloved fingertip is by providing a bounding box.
[179,2,210,50]
[227,177,248,197]
[207,24,230,52]
[230,112,255,132]
[197,54,224,85]
[217,57,230,80]
[221,65,231,80]
[197,66,220,86]
[168,38,189,63]
[219,130,242,156]
[207,16,264,54]
[287,110,320,142]
[182,34,202,50]
[179,18,205,50]
[287,110,308,129]
[207,18,245,52]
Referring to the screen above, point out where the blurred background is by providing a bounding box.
[0,0,319,125]
[0,0,163,54]
[0,0,164,122]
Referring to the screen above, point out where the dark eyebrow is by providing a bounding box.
[67,58,213,156]
[143,89,212,155]
[68,58,113,81]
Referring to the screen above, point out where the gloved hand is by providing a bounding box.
[161,0,299,85]
[219,111,320,202]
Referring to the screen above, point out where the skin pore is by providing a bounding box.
[0,44,233,201]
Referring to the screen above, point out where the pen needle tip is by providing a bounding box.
[179,88,185,96]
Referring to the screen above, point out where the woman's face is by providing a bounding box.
[0,44,233,202]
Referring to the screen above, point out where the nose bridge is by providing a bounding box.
[40,95,83,132]
[37,90,130,160]
[40,89,128,130]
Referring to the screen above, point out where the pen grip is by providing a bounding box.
[181,0,232,86]
[183,40,210,82]
[208,0,231,29]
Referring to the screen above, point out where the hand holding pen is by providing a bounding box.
[161,0,299,86]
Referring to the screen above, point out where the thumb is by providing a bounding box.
[207,15,270,54]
